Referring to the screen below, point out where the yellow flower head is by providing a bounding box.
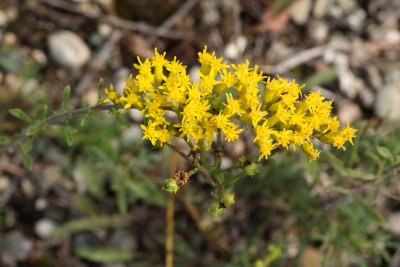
[104,46,356,160]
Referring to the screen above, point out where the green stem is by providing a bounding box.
[223,171,246,186]
[211,163,241,174]
[1,104,116,152]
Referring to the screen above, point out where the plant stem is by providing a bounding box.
[1,104,116,152]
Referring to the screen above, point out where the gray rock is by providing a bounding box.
[110,229,137,251]
[48,31,90,70]
[224,36,247,59]
[225,139,246,158]
[388,212,400,236]
[346,8,366,32]
[336,0,357,14]
[1,232,33,260]
[113,67,130,94]
[313,0,328,18]
[338,102,362,123]
[189,65,201,83]
[0,10,7,27]
[35,218,57,239]
[289,0,312,25]
[308,21,329,42]
[374,86,400,121]
[122,125,143,145]
[128,109,145,122]
[220,157,233,169]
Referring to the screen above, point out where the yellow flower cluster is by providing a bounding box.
[105,46,356,161]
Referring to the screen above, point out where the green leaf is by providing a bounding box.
[116,187,128,215]
[76,158,105,198]
[51,215,134,241]
[97,78,105,105]
[23,153,33,170]
[26,124,40,136]
[80,109,94,126]
[326,185,351,195]
[357,198,387,229]
[61,126,77,146]
[62,86,71,108]
[376,146,394,163]
[72,195,98,216]
[22,139,33,154]
[0,135,10,145]
[124,177,164,207]
[75,246,133,263]
[9,108,32,123]
[35,105,48,121]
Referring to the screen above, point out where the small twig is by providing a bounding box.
[71,30,122,106]
[265,41,400,74]
[147,0,199,43]
[0,160,27,176]
[270,42,350,74]
[0,104,116,153]
[37,0,193,40]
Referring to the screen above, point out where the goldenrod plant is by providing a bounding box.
[103,46,356,214]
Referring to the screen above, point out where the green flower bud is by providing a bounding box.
[162,178,179,193]
[171,100,180,114]
[244,162,259,176]
[210,96,223,111]
[198,138,211,152]
[208,203,224,216]
[221,193,235,207]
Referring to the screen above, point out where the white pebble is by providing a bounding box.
[48,31,91,70]
[35,219,57,239]
[388,212,400,236]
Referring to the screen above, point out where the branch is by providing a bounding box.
[37,0,193,40]
[1,104,117,152]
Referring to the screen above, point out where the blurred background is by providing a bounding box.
[0,0,400,266]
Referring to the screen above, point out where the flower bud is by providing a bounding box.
[162,178,179,193]
[209,203,224,216]
[221,193,235,207]
[198,138,211,152]
[244,162,259,176]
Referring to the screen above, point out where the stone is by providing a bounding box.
[224,36,247,59]
[48,31,90,70]
[388,212,400,236]
[98,23,113,38]
[128,109,145,122]
[375,91,400,119]
[35,218,57,239]
[338,102,362,123]
[374,70,400,121]
[336,0,357,14]
[346,8,366,32]
[35,198,48,211]
[289,0,312,25]
[220,157,233,169]
[0,10,7,27]
[122,125,143,145]
[313,0,327,18]
[189,65,201,83]
[113,67,130,94]
[224,139,246,158]
[1,232,33,260]
[374,85,400,122]
[308,21,329,43]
